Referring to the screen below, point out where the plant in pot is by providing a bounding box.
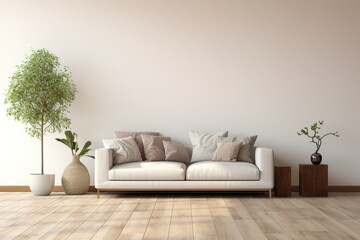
[297,120,339,165]
[4,48,76,196]
[56,130,94,194]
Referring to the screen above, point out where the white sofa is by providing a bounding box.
[95,147,274,198]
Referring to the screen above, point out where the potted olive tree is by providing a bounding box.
[4,49,76,196]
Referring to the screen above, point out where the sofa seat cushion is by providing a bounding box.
[186,161,260,180]
[109,161,186,180]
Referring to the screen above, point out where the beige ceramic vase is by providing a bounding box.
[62,155,90,194]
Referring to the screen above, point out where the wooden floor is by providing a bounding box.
[0,192,359,240]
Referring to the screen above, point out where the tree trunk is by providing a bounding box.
[41,116,44,175]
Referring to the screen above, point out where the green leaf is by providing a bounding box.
[71,141,76,151]
[80,149,91,156]
[65,130,74,143]
[79,141,92,156]
[55,138,72,148]
[74,142,79,154]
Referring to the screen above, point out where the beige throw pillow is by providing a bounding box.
[102,137,142,165]
[218,135,257,162]
[212,142,242,161]
[189,131,228,162]
[163,140,190,163]
[141,135,171,161]
[114,131,159,160]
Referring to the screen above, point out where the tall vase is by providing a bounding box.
[62,155,90,194]
[311,152,322,165]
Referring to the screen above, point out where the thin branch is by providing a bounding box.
[320,132,339,141]
[44,122,52,132]
[298,121,339,153]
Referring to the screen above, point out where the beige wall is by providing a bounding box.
[1,0,359,186]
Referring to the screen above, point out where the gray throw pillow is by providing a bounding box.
[102,137,142,165]
[189,131,228,162]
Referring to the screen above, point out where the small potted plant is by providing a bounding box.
[56,130,94,194]
[297,120,339,165]
[4,49,76,196]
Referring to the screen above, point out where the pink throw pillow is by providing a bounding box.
[141,135,171,161]
[212,142,242,161]
[218,135,257,162]
[163,140,190,163]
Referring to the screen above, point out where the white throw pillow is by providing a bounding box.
[102,137,142,165]
[188,131,228,162]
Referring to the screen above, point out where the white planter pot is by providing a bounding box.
[29,174,55,196]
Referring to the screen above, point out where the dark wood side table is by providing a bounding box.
[299,164,328,197]
[274,166,291,197]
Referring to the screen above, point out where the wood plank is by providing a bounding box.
[338,219,360,235]
[143,210,172,240]
[0,192,30,207]
[234,219,267,240]
[210,207,244,240]
[0,196,61,229]
[207,198,227,208]
[168,209,193,240]
[192,206,218,240]
[224,198,252,220]
[91,202,135,240]
[252,211,283,234]
[191,200,208,209]
[153,201,173,211]
[117,211,153,239]
[12,205,80,240]
[40,204,101,240]
[66,202,118,239]
[0,196,73,239]
[173,200,191,210]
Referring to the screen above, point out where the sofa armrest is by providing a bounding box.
[255,147,274,188]
[95,148,113,188]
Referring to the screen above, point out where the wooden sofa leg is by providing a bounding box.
[97,189,100,199]
[269,189,272,199]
